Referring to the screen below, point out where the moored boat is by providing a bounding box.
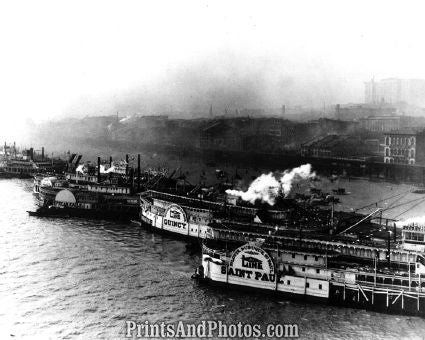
[194,239,425,316]
[32,154,166,221]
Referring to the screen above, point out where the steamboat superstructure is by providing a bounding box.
[196,239,425,316]
[1,143,64,178]
[140,185,425,271]
[402,224,425,252]
[30,154,159,220]
[139,189,327,240]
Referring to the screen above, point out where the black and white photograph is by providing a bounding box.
[2,0,425,339]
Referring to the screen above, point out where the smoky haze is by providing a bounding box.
[3,0,425,143]
[63,53,363,118]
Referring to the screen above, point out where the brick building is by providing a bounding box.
[383,129,425,165]
[200,121,243,151]
[301,134,379,159]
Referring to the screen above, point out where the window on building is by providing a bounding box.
[306,282,310,288]
[302,267,305,272]
[287,280,291,285]
[385,148,389,157]
[319,284,322,290]
[314,256,318,261]
[316,269,320,274]
[292,253,295,259]
[304,255,307,260]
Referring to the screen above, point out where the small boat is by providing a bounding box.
[27,207,70,218]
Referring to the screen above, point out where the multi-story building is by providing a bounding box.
[200,118,298,152]
[335,103,398,121]
[301,134,376,159]
[200,121,243,151]
[365,78,425,107]
[383,129,425,165]
[359,116,405,132]
[359,115,425,133]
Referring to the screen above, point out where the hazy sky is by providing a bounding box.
[1,0,425,139]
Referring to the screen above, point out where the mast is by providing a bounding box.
[299,222,302,249]
[97,157,101,183]
[374,255,377,287]
[137,154,141,192]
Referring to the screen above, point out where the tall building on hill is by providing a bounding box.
[365,78,425,107]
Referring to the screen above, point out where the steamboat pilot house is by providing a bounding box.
[402,224,425,252]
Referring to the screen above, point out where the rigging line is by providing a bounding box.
[339,208,382,235]
[392,198,425,220]
[354,189,413,212]
[384,191,411,210]
[336,197,409,225]
[381,196,425,213]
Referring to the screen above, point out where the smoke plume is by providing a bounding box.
[100,164,116,174]
[226,164,315,205]
[396,216,425,227]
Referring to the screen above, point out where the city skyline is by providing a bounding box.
[2,0,425,139]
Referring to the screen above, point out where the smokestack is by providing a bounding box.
[74,155,82,167]
[69,153,76,163]
[109,156,112,167]
[335,104,340,119]
[387,231,391,265]
[125,154,129,176]
[30,147,34,161]
[3,142,6,153]
[282,105,286,116]
[137,154,141,191]
[393,223,397,242]
[129,167,134,190]
[41,147,44,161]
[97,157,101,183]
[13,142,16,157]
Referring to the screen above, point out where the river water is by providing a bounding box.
[0,179,424,339]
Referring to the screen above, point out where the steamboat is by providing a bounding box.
[194,225,425,316]
[138,188,333,241]
[1,143,64,178]
[31,154,162,221]
[139,163,425,278]
[139,164,334,241]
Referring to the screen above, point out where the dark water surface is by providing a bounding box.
[1,179,425,339]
